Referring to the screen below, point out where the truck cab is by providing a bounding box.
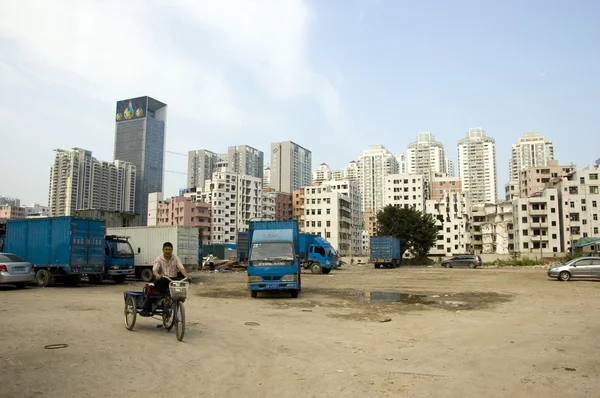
[247,220,302,298]
[97,235,135,284]
[299,233,339,274]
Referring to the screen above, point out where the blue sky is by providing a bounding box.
[1,0,598,205]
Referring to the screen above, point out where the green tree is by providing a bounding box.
[376,205,437,257]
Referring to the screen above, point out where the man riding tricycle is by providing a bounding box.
[123,242,192,341]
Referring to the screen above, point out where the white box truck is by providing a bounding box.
[106,226,200,282]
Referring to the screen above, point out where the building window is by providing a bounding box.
[521,205,527,211]
[326,221,331,227]
[551,221,556,226]
[523,230,528,236]
[552,234,557,239]
[522,217,527,223]
[590,186,599,194]
[523,243,529,249]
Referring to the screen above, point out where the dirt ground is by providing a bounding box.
[2,265,599,398]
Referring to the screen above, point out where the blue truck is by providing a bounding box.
[370,236,401,269]
[299,233,339,274]
[4,217,134,287]
[92,235,135,284]
[247,220,302,298]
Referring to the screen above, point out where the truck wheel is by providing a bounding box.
[65,275,81,287]
[322,268,331,274]
[112,275,126,284]
[374,264,380,269]
[310,262,322,274]
[250,290,258,298]
[36,269,54,287]
[290,289,299,298]
[140,268,153,282]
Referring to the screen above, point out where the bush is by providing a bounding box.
[493,256,542,266]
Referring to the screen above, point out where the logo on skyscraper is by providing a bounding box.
[115,97,148,122]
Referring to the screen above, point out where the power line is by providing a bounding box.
[166,150,188,156]
[165,170,187,175]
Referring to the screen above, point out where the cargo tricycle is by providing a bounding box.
[123,276,189,341]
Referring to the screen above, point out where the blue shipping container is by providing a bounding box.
[370,236,401,266]
[5,217,106,274]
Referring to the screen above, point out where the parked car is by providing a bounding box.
[547,256,600,281]
[0,253,36,289]
[441,255,482,269]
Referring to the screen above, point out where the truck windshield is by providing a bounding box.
[109,241,134,258]
[250,242,294,266]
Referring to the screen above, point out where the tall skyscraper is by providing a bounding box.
[457,128,497,204]
[445,158,455,177]
[406,132,447,178]
[227,145,264,179]
[49,148,136,216]
[114,96,167,225]
[270,141,312,193]
[358,144,399,213]
[508,132,554,181]
[188,149,218,189]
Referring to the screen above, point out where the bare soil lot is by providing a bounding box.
[2,266,599,397]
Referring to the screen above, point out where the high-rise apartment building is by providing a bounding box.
[445,159,455,177]
[270,141,312,193]
[457,128,497,204]
[48,148,136,216]
[358,145,398,213]
[114,96,167,225]
[406,132,447,178]
[383,174,426,212]
[509,132,554,182]
[198,171,262,243]
[395,154,408,174]
[263,167,271,190]
[227,145,264,180]
[188,150,218,189]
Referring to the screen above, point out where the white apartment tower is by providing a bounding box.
[48,148,136,216]
[302,184,357,255]
[383,174,426,212]
[395,154,408,174]
[199,171,262,243]
[457,128,498,204]
[425,191,471,256]
[555,165,600,251]
[263,167,271,191]
[270,141,312,193]
[358,145,399,213]
[188,149,218,189]
[312,163,332,184]
[512,188,563,255]
[227,145,264,180]
[322,180,363,256]
[445,159,455,177]
[509,132,554,182]
[406,132,447,178]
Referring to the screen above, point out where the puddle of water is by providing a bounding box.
[369,291,428,304]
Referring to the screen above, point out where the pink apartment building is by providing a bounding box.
[0,205,25,220]
[156,196,211,241]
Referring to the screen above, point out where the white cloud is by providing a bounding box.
[0,0,342,203]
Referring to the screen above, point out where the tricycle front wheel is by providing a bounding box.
[124,296,137,330]
[162,300,175,331]
[175,301,185,341]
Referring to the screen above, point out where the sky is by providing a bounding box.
[1,0,599,205]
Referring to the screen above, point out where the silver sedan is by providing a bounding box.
[0,253,36,289]
[547,256,600,281]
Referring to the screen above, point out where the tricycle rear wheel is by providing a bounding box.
[175,301,185,341]
[124,296,137,330]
